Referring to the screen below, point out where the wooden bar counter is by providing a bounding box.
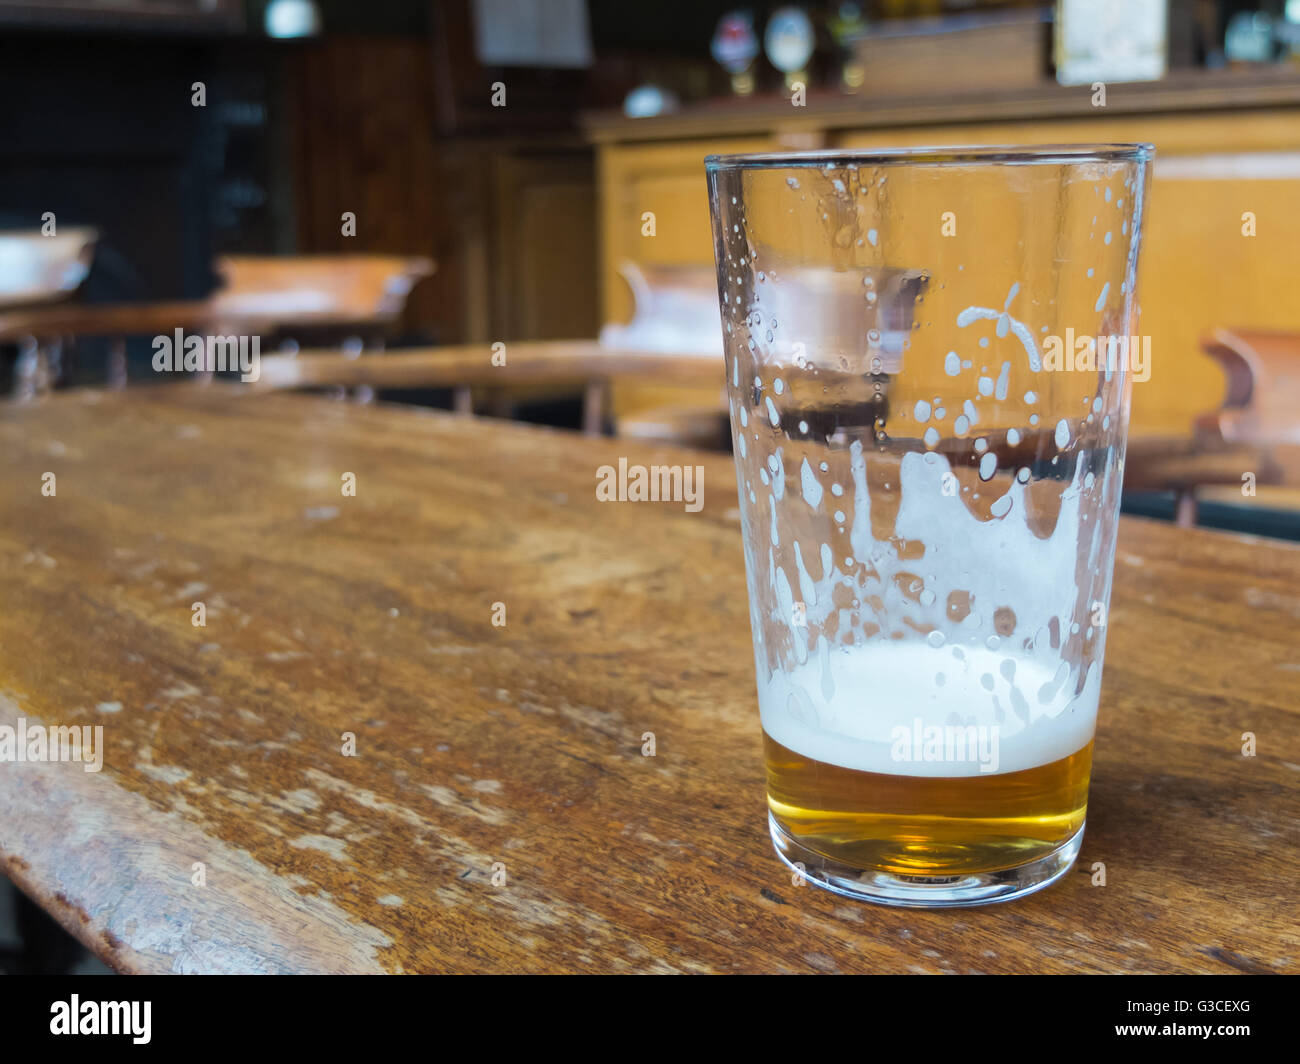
[0,388,1296,973]
[586,69,1300,435]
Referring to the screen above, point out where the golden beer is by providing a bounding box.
[765,734,1092,877]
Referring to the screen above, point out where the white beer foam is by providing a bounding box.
[759,641,1099,777]
[741,285,1123,781]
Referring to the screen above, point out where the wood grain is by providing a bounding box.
[251,342,725,391]
[0,387,1296,973]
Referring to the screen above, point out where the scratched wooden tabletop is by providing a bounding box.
[0,386,1296,974]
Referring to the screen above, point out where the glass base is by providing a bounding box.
[769,813,1084,909]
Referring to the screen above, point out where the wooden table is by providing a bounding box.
[253,342,726,436]
[0,387,1296,974]
[253,341,725,392]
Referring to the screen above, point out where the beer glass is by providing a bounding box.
[706,145,1152,906]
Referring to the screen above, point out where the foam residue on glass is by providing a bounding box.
[713,161,1137,780]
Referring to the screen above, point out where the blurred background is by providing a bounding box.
[3,0,1300,970]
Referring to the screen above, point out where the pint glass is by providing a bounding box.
[707,145,1153,906]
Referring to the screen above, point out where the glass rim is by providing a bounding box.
[705,143,1154,171]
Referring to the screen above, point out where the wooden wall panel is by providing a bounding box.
[489,152,598,343]
[286,38,598,346]
[286,37,449,341]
